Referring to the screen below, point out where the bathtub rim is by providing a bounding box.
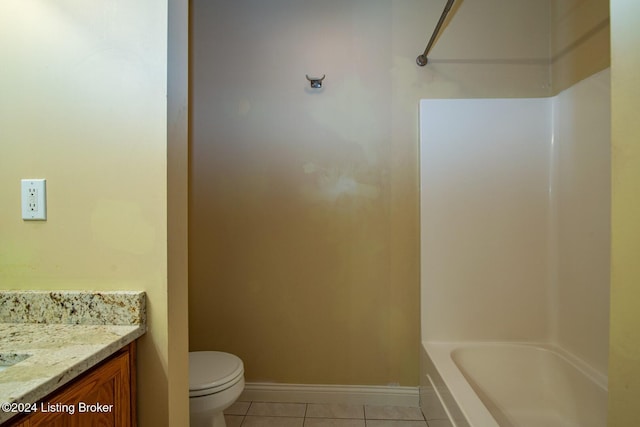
[421,340,608,427]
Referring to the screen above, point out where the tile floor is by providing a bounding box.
[223,401,452,427]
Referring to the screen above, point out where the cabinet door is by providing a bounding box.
[18,347,132,427]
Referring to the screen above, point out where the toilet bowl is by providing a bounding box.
[189,351,245,427]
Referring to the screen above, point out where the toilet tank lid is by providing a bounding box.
[189,351,244,391]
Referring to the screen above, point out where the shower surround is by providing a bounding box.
[419,69,610,426]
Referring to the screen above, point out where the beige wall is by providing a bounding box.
[608,1,640,425]
[551,0,610,94]
[0,1,189,426]
[189,0,550,386]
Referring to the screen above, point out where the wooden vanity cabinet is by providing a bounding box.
[7,341,136,427]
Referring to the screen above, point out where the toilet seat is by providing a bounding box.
[189,351,244,398]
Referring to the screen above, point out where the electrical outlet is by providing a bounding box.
[21,179,47,220]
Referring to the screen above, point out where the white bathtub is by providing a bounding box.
[420,342,607,427]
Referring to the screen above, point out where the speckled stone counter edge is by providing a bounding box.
[0,291,145,326]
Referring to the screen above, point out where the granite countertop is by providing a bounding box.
[0,291,146,424]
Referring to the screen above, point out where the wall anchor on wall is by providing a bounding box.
[306,74,326,89]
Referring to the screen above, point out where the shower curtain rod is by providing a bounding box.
[416,0,455,66]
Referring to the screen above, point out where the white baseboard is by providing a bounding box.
[240,382,420,407]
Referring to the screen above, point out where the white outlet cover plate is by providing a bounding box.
[21,179,47,220]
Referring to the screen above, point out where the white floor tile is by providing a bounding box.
[225,401,251,415]
[247,402,307,417]
[366,421,428,427]
[425,420,453,427]
[364,406,425,421]
[304,419,366,427]
[306,403,365,419]
[219,400,435,427]
[242,415,304,427]
[224,414,244,427]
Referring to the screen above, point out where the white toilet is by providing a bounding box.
[189,351,245,427]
